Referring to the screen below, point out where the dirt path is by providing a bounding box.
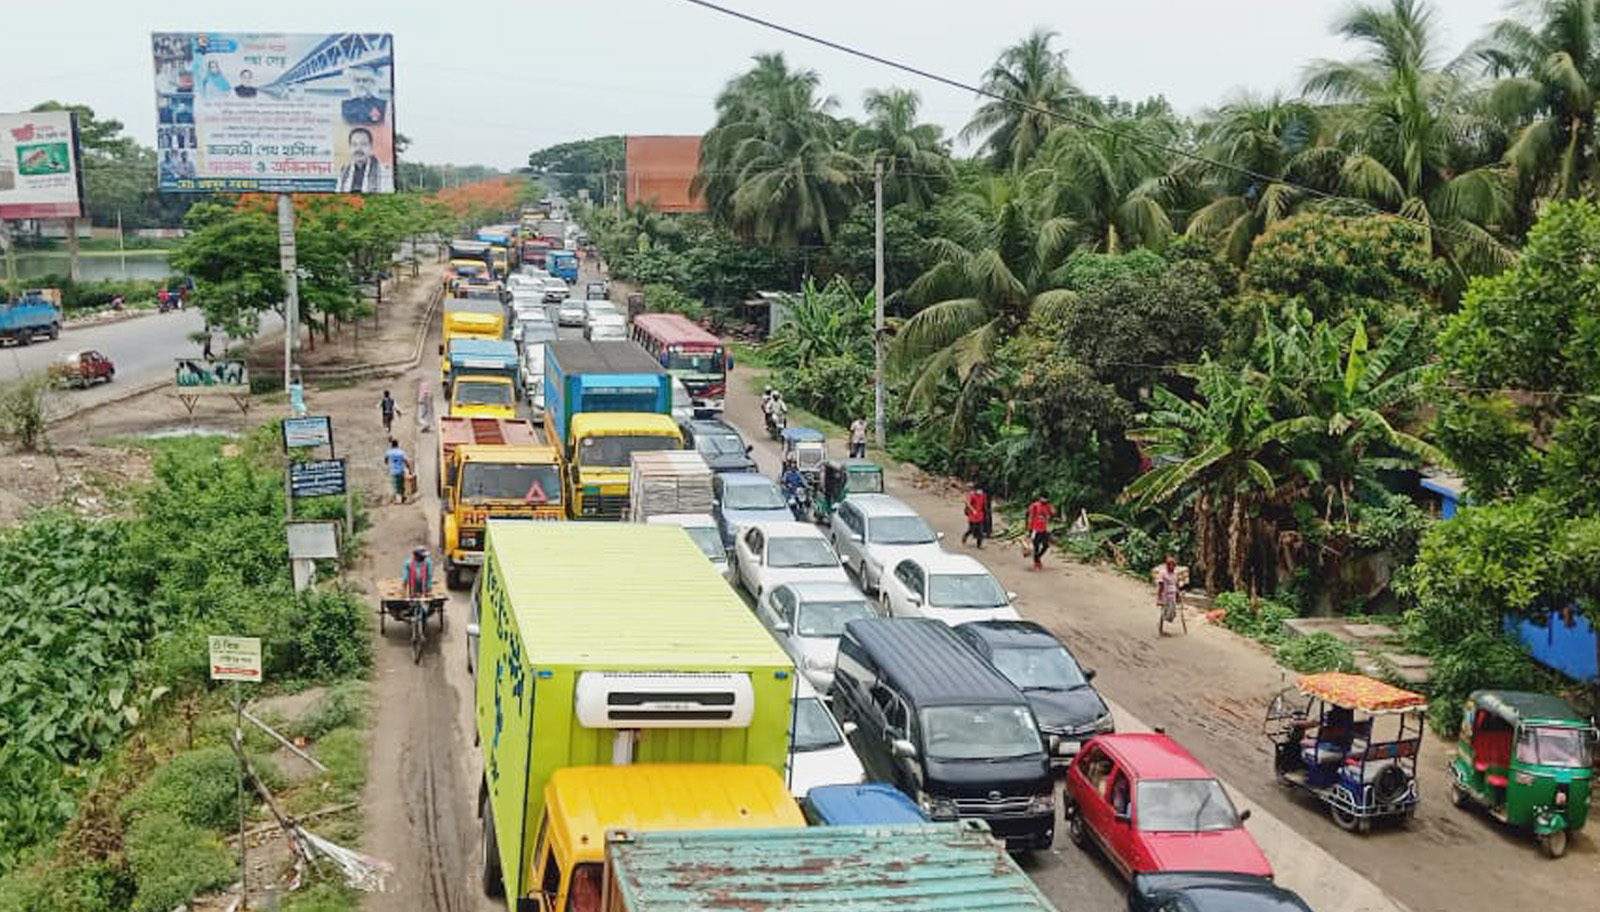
[721,370,1598,912]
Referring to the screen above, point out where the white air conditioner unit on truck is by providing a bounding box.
[575,671,755,728]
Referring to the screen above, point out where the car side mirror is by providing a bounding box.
[745,445,754,455]
[891,738,917,759]
[839,554,852,565]
[1239,809,1251,822]
[851,532,864,543]
[842,721,858,735]
[1084,668,1097,681]
[908,594,922,607]
[936,531,946,540]
[466,622,481,637]
[438,343,445,355]
[1006,591,1018,602]
[771,620,791,634]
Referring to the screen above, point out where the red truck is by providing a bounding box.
[49,350,115,388]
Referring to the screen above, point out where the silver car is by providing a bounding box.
[556,298,587,326]
[829,494,946,594]
[756,580,877,694]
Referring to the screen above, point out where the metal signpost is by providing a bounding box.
[209,635,262,906]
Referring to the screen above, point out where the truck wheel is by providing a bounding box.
[447,563,464,591]
[480,793,504,896]
[48,323,59,341]
[17,329,31,346]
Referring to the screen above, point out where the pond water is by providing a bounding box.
[12,253,173,282]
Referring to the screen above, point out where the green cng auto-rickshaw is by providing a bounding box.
[812,459,884,523]
[1450,690,1596,858]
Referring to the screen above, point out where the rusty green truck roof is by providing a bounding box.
[604,822,1060,912]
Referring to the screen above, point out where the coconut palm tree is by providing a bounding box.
[850,88,953,208]
[1476,0,1600,204]
[891,177,1077,413]
[1304,0,1513,283]
[961,29,1096,171]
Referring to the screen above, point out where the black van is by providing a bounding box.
[833,617,1054,850]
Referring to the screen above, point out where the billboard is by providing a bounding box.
[175,358,249,393]
[151,32,396,194]
[624,135,705,214]
[0,111,85,219]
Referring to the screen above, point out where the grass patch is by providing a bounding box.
[120,746,282,831]
[289,682,370,742]
[123,813,233,912]
[314,727,367,801]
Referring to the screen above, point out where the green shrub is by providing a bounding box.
[1219,592,1296,644]
[640,283,705,321]
[0,373,52,452]
[285,589,371,681]
[120,747,279,831]
[0,854,133,912]
[281,879,363,912]
[290,682,369,742]
[1275,633,1358,674]
[1424,632,1555,736]
[775,356,872,426]
[123,813,234,912]
[315,727,367,799]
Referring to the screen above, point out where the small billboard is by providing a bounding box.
[175,358,249,393]
[151,32,396,194]
[0,111,85,219]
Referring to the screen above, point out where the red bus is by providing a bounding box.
[629,313,728,415]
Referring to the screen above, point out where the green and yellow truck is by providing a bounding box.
[472,522,796,907]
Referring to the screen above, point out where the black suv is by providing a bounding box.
[953,620,1113,767]
[680,418,757,473]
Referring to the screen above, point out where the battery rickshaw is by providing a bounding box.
[1265,672,1426,832]
[779,427,827,486]
[1450,689,1596,858]
[812,459,884,523]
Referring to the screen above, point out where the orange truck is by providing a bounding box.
[437,417,564,589]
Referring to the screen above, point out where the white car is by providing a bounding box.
[584,300,620,321]
[756,580,877,694]
[733,521,849,600]
[787,677,865,798]
[542,278,571,302]
[507,273,540,290]
[586,315,626,341]
[645,513,731,580]
[830,494,946,594]
[878,552,1020,625]
[518,265,551,281]
[557,299,587,326]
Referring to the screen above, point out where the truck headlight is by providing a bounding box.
[916,791,958,819]
[1028,792,1056,814]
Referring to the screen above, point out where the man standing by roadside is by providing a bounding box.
[379,389,400,435]
[961,484,988,548]
[1026,495,1054,571]
[848,416,868,459]
[1155,554,1183,636]
[415,380,434,433]
[384,437,411,505]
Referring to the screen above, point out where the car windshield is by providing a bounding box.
[723,482,786,510]
[928,573,1009,608]
[766,537,840,569]
[990,645,1088,691]
[459,463,561,504]
[868,514,936,545]
[1136,779,1240,832]
[698,433,747,457]
[795,599,874,637]
[576,434,679,468]
[683,526,725,561]
[1517,726,1594,768]
[455,381,512,407]
[792,697,844,752]
[920,705,1043,761]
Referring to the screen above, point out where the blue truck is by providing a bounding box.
[542,341,670,452]
[0,292,63,345]
[548,249,578,283]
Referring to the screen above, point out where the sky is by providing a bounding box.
[2,0,1515,171]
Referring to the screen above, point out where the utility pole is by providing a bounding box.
[278,193,298,395]
[873,161,886,448]
[65,216,80,283]
[116,209,127,278]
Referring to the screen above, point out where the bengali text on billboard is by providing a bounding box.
[152,32,396,194]
[0,110,85,219]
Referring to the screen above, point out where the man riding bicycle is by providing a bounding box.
[404,545,434,624]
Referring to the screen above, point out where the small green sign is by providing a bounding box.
[16,142,71,176]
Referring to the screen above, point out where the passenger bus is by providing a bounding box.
[629,312,728,415]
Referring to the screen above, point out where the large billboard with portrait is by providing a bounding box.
[0,110,85,219]
[151,32,395,194]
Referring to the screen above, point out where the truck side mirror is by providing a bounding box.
[1239,808,1252,822]
[438,344,445,355]
[1115,808,1132,824]
[771,620,791,634]
[842,721,858,735]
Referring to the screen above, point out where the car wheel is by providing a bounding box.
[878,590,893,616]
[1066,805,1090,848]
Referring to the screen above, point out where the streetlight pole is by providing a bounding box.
[873,161,886,448]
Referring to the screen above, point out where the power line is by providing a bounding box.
[672,0,1501,251]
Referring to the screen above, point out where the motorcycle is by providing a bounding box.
[765,407,787,440]
[785,484,812,520]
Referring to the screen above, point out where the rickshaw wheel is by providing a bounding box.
[1540,829,1568,859]
[1450,783,1469,809]
[379,610,386,633]
[1331,805,1364,832]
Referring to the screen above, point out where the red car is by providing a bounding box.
[1065,732,1272,880]
[49,350,115,388]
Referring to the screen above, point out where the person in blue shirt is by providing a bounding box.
[780,458,809,518]
[197,59,231,97]
[384,438,411,504]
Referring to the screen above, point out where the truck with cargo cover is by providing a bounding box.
[473,523,796,905]
[542,341,669,450]
[0,291,62,345]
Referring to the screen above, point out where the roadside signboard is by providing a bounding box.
[0,110,85,219]
[282,415,332,449]
[208,635,262,683]
[175,358,250,393]
[286,520,340,559]
[150,32,396,194]
[289,458,346,497]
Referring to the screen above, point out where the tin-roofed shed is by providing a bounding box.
[603,821,1060,912]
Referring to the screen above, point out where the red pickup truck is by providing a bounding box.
[50,350,115,388]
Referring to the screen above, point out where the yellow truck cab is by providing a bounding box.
[440,441,563,589]
[512,765,804,909]
[449,375,518,420]
[566,412,683,519]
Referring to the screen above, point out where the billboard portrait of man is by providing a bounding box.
[337,126,391,193]
[341,66,388,125]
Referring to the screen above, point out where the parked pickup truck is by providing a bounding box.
[0,291,62,345]
[49,350,115,388]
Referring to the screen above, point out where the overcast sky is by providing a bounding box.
[3,0,1513,170]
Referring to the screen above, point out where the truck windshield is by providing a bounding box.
[459,463,562,504]
[576,434,679,468]
[1135,779,1240,832]
[868,515,936,545]
[920,705,1043,761]
[1517,726,1594,768]
[455,381,513,407]
[583,390,659,413]
[792,696,844,752]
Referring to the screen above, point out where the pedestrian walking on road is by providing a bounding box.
[379,389,400,434]
[415,380,434,433]
[384,438,411,505]
[961,484,988,548]
[848,417,868,459]
[1155,554,1184,636]
[1025,495,1054,570]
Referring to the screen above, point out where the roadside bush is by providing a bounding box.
[0,373,52,452]
[18,275,165,312]
[1218,592,1296,644]
[1275,633,1358,674]
[123,813,233,912]
[120,747,279,832]
[1424,632,1553,736]
[640,283,705,321]
[284,589,371,681]
[290,682,370,742]
[775,355,872,426]
[0,854,132,912]
[315,727,367,799]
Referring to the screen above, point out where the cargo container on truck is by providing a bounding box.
[472,523,797,903]
[440,301,506,381]
[541,341,669,452]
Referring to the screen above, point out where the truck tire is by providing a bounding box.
[447,562,464,591]
[481,793,504,897]
[48,323,59,341]
[17,328,31,346]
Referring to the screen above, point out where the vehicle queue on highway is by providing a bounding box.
[421,198,1593,912]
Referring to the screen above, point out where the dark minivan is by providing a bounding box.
[833,617,1054,850]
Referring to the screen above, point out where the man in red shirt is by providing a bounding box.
[961,484,988,548]
[1026,495,1054,570]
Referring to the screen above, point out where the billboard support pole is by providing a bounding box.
[0,219,14,298]
[277,192,298,396]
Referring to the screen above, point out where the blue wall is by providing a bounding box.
[1508,611,1598,683]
